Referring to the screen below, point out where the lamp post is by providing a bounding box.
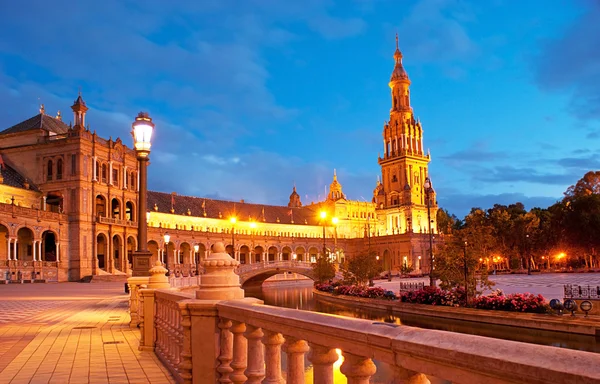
[163,233,170,277]
[131,112,154,277]
[230,217,236,259]
[424,177,435,287]
[463,241,468,307]
[332,216,339,263]
[320,211,327,258]
[194,244,199,275]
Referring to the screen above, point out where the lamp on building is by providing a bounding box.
[131,112,154,277]
[194,244,200,275]
[163,233,170,277]
[230,217,237,258]
[423,177,435,287]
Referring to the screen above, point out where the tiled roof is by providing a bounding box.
[0,114,70,135]
[0,160,39,191]
[147,191,322,225]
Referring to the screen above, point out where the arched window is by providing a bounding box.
[101,164,107,183]
[47,160,53,181]
[95,162,100,181]
[56,159,63,180]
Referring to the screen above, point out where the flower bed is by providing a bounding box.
[315,283,397,300]
[399,287,550,314]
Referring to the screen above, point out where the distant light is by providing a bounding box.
[332,217,339,225]
[163,233,170,243]
[230,217,237,224]
[320,211,327,219]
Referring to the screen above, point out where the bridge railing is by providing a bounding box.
[237,260,313,274]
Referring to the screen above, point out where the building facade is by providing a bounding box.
[0,41,438,282]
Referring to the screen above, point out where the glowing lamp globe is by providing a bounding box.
[132,112,155,157]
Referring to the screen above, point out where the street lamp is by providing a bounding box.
[194,244,200,275]
[163,233,170,276]
[332,216,339,262]
[131,112,154,276]
[230,217,236,259]
[423,177,435,287]
[320,211,327,258]
[463,241,468,307]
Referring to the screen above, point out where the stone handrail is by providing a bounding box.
[214,300,600,384]
[97,216,137,227]
[237,260,313,275]
[168,275,200,288]
[154,291,187,381]
[0,203,66,221]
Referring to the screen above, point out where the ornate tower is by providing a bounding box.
[327,170,346,201]
[375,36,437,234]
[288,185,302,208]
[71,92,88,129]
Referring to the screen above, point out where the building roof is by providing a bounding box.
[147,191,322,225]
[0,156,39,191]
[0,113,70,136]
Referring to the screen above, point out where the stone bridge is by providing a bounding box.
[236,261,342,286]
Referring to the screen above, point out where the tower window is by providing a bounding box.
[392,174,398,182]
[71,154,77,176]
[47,160,53,181]
[101,164,107,183]
[56,159,63,180]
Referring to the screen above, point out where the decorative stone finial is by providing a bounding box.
[147,260,170,289]
[196,241,244,300]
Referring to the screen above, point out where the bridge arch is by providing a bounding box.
[238,261,316,288]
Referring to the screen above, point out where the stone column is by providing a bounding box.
[283,338,309,384]
[262,331,284,384]
[308,344,339,384]
[13,239,17,260]
[38,241,42,262]
[340,352,376,384]
[32,240,37,261]
[230,321,247,384]
[7,238,11,260]
[244,325,265,384]
[217,318,233,381]
[56,242,60,262]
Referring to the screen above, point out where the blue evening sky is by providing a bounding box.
[1,0,599,217]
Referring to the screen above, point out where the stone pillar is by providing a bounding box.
[32,240,37,261]
[13,239,17,260]
[230,321,247,384]
[283,338,309,384]
[38,241,42,262]
[244,325,265,384]
[138,261,170,351]
[56,242,60,262]
[7,238,11,260]
[217,318,233,381]
[308,344,339,384]
[340,352,376,384]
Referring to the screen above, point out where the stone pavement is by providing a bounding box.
[0,282,175,384]
[376,272,600,299]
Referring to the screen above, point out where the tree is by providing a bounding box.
[564,171,600,202]
[436,208,461,234]
[346,252,382,286]
[312,256,336,283]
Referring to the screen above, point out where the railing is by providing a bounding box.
[97,216,137,227]
[0,203,66,221]
[237,260,313,274]
[168,275,200,288]
[398,281,425,291]
[564,284,600,299]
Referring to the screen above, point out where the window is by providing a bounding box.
[56,159,63,180]
[101,164,107,183]
[392,174,398,182]
[71,154,77,176]
[47,160,53,181]
[95,161,100,181]
[130,172,136,191]
[112,168,119,187]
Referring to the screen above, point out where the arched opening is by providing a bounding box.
[254,246,263,263]
[56,158,63,180]
[47,160,53,181]
[127,236,136,269]
[196,244,206,263]
[180,242,191,265]
[125,201,134,221]
[268,246,278,262]
[101,164,107,183]
[226,244,234,258]
[148,240,159,265]
[111,198,121,219]
[46,192,63,213]
[95,195,106,218]
[239,245,249,264]
[112,235,122,272]
[16,227,34,261]
[42,230,57,261]
[96,234,107,271]
[295,246,305,262]
[282,246,292,261]
[130,172,136,191]
[166,242,175,271]
[0,224,8,260]
[308,247,319,263]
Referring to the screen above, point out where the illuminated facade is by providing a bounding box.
[0,40,438,282]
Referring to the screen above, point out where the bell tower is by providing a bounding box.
[374,35,437,235]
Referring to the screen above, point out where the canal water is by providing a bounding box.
[244,282,599,383]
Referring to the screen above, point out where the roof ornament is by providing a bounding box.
[56,110,62,121]
[39,104,45,115]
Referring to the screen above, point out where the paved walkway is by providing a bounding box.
[0,283,174,384]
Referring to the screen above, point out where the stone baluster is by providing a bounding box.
[307,344,339,384]
[230,321,248,384]
[244,325,265,384]
[283,337,309,384]
[217,318,233,383]
[340,352,376,384]
[393,366,430,384]
[262,331,285,384]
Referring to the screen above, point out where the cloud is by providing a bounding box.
[474,166,573,185]
[308,15,366,39]
[533,0,600,121]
